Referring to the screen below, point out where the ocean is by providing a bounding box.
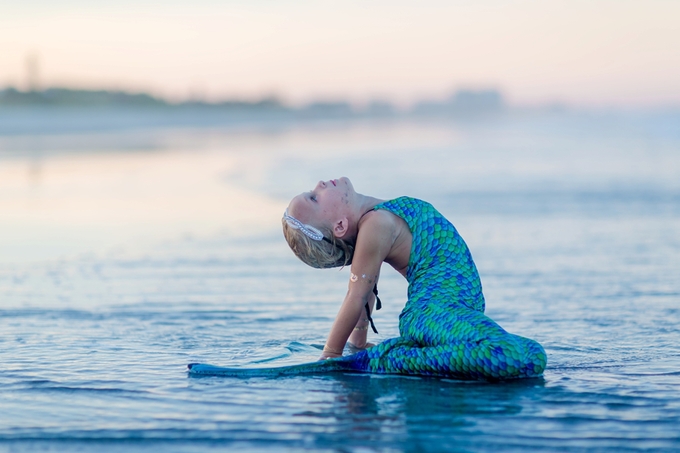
[1,108,679,452]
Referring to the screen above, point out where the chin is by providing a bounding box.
[339,176,353,189]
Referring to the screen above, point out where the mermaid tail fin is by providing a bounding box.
[187,353,367,377]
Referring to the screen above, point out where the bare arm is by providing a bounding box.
[347,287,376,349]
[320,212,394,359]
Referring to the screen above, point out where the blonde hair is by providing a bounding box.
[282,218,354,269]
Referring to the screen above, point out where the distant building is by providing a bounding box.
[412,89,505,116]
[299,101,354,118]
[25,53,40,92]
[363,100,396,117]
[449,90,503,111]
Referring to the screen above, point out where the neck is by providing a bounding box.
[345,193,384,241]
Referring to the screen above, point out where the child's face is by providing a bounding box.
[287,177,354,231]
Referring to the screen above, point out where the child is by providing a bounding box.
[282,177,546,380]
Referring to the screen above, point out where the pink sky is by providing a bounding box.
[1,1,679,107]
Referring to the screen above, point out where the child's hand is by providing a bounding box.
[319,345,343,360]
[319,351,342,360]
[348,341,375,352]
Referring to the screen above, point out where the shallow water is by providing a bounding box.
[1,110,679,452]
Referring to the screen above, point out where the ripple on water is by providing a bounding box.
[1,114,680,452]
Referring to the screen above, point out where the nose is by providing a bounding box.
[316,180,326,190]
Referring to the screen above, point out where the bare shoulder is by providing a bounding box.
[361,208,401,233]
[355,209,401,253]
[356,208,411,275]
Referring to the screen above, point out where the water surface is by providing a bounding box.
[1,111,679,452]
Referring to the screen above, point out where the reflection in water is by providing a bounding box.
[28,153,42,186]
[0,145,284,264]
[291,373,541,450]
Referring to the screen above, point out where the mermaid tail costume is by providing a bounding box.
[188,197,546,380]
[338,197,547,380]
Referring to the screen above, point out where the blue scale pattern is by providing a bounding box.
[338,197,547,380]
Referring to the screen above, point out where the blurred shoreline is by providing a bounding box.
[1,107,678,160]
[2,86,678,147]
[0,86,505,137]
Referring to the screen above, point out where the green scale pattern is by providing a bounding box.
[338,197,547,380]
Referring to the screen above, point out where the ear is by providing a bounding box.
[333,217,349,239]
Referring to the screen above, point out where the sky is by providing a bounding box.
[1,0,679,107]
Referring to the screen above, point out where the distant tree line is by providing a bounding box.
[0,86,506,117]
[0,87,287,110]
